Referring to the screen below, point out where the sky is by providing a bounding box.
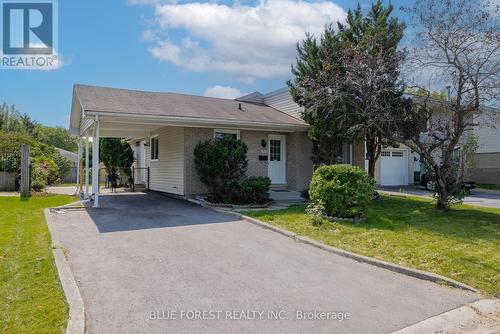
[0,0,414,127]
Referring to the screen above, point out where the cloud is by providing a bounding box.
[140,0,346,83]
[204,85,244,99]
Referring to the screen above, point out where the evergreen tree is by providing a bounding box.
[288,1,407,176]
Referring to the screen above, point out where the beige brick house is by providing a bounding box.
[70,84,366,204]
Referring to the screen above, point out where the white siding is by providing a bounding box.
[146,126,185,195]
[236,91,264,103]
[263,88,302,120]
[474,112,500,153]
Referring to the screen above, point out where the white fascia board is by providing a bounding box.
[84,110,309,132]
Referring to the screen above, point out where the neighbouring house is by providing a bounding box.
[70,84,368,206]
[468,108,500,185]
[55,147,78,183]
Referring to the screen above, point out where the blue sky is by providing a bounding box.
[0,0,413,127]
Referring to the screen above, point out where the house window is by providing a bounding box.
[150,135,159,160]
[214,129,240,140]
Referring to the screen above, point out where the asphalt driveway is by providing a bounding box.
[48,192,479,334]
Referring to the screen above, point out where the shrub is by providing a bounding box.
[305,200,325,226]
[238,176,271,204]
[32,157,59,185]
[31,180,46,192]
[194,137,248,203]
[309,165,375,218]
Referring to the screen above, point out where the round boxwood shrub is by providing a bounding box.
[309,165,375,218]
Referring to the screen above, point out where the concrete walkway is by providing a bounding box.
[379,185,500,209]
[47,192,479,334]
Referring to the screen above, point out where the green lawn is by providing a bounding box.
[0,194,75,334]
[477,183,500,191]
[243,196,500,296]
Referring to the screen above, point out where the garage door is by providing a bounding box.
[380,150,407,186]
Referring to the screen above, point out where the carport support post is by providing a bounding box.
[76,141,81,194]
[85,135,90,199]
[92,117,100,208]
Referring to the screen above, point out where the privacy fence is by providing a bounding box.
[0,151,20,191]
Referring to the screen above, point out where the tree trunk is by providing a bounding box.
[365,133,381,179]
[368,159,376,178]
[434,169,450,211]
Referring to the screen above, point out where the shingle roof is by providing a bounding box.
[74,84,307,127]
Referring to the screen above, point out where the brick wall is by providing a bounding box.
[184,128,314,196]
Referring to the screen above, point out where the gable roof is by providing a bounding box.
[55,147,78,163]
[71,85,307,134]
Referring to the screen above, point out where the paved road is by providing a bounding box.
[379,185,500,208]
[48,193,479,334]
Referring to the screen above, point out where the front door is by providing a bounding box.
[268,135,286,184]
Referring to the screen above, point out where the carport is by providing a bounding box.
[70,99,162,208]
[68,85,215,207]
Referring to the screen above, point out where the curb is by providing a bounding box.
[44,209,86,334]
[391,299,500,333]
[211,207,478,293]
[377,190,425,199]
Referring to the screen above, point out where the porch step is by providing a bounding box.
[133,184,147,191]
[270,184,288,191]
[268,190,305,203]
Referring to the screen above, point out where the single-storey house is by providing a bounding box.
[468,109,500,185]
[69,84,422,206]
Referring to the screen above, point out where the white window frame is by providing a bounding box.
[150,135,159,161]
[213,129,240,140]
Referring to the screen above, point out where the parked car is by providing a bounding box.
[420,173,476,192]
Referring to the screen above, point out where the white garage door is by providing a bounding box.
[380,150,408,186]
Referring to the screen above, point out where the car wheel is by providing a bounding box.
[426,180,436,191]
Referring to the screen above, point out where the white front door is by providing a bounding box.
[380,149,408,186]
[268,135,286,184]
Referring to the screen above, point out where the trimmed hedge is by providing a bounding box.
[309,165,375,218]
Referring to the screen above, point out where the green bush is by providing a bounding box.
[309,165,375,218]
[31,180,46,192]
[32,157,59,185]
[194,137,248,203]
[238,176,271,204]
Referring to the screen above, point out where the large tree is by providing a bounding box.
[397,0,499,210]
[289,1,406,176]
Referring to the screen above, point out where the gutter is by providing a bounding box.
[83,110,310,132]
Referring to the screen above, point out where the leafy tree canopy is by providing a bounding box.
[288,0,407,176]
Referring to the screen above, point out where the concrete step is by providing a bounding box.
[133,184,147,191]
[268,190,305,203]
[270,184,288,191]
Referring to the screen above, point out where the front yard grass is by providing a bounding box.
[243,195,500,296]
[0,194,75,334]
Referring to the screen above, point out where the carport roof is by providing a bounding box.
[70,84,308,135]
